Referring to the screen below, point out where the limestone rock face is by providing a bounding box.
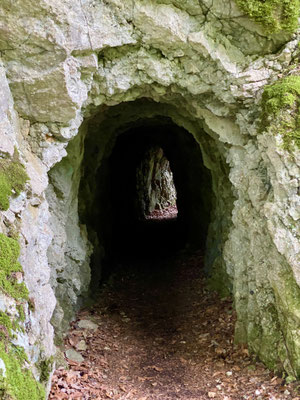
[136,146,177,217]
[0,0,299,396]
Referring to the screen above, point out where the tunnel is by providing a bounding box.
[46,101,248,397]
[48,100,235,340]
[47,97,300,384]
[79,117,214,290]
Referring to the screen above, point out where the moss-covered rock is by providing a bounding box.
[272,266,300,378]
[0,233,48,399]
[38,356,54,383]
[235,0,300,34]
[261,74,300,149]
[0,343,45,400]
[0,151,28,211]
[0,234,29,300]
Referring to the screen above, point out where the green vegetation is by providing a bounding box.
[0,311,14,339]
[0,342,45,400]
[235,0,300,34]
[0,234,29,300]
[262,76,300,114]
[261,75,300,149]
[38,356,54,383]
[16,305,25,323]
[0,152,28,211]
[0,233,47,399]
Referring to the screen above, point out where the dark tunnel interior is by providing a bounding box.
[80,120,213,286]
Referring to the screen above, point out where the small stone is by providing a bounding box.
[65,349,84,363]
[226,371,232,376]
[76,340,87,351]
[78,319,98,330]
[208,392,216,398]
[284,390,290,396]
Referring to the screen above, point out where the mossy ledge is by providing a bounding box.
[0,234,46,399]
[261,74,300,150]
[235,0,300,34]
[0,150,28,211]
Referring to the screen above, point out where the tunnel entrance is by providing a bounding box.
[51,106,292,398]
[48,102,235,341]
[80,120,213,285]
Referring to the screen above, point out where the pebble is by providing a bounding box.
[78,319,98,330]
[65,349,84,363]
[76,340,87,351]
[208,392,216,398]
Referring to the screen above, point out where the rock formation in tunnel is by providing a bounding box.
[136,145,177,218]
[0,0,299,397]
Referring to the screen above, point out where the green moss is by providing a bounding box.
[262,76,300,114]
[0,152,28,211]
[0,234,29,301]
[0,342,45,400]
[235,0,300,34]
[16,305,25,323]
[0,235,45,398]
[38,356,54,383]
[0,311,13,340]
[261,75,300,150]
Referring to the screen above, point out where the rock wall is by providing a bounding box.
[0,0,299,396]
[136,146,177,217]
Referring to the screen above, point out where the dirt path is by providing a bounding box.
[50,251,299,400]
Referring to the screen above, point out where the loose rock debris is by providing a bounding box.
[50,251,300,399]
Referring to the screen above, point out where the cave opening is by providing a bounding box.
[48,102,234,340]
[81,120,213,287]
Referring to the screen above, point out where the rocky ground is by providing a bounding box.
[145,205,178,220]
[49,244,300,400]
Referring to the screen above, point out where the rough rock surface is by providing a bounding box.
[136,146,177,217]
[0,0,299,397]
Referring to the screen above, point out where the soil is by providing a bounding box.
[49,249,300,400]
